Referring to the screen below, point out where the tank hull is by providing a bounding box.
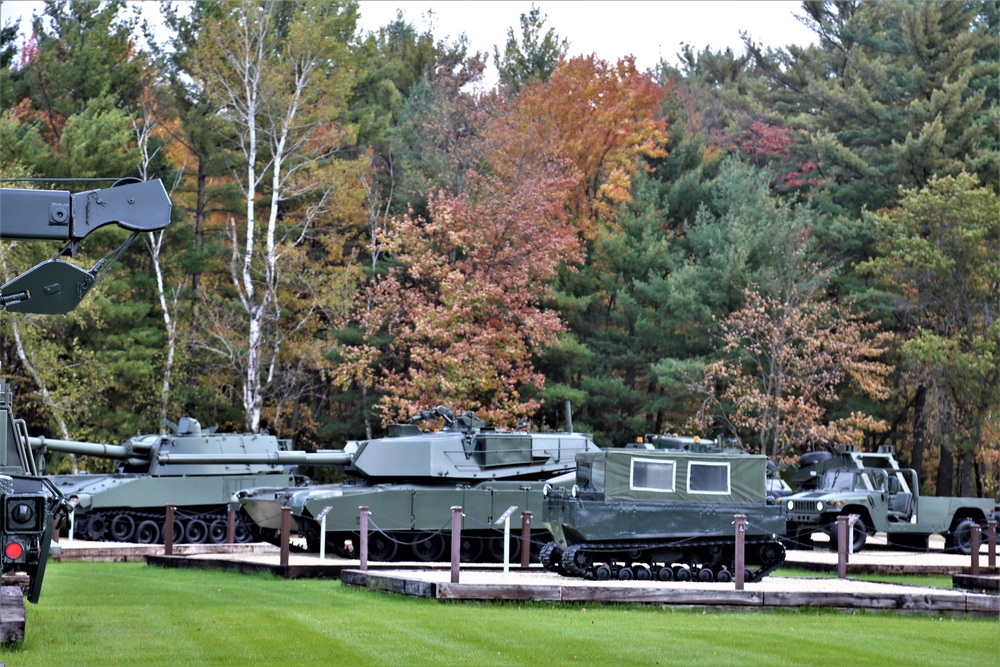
[542,497,786,582]
[236,476,577,562]
[52,470,301,544]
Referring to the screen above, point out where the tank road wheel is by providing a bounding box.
[560,545,593,576]
[367,533,398,562]
[617,566,634,580]
[674,566,692,582]
[136,520,161,544]
[594,565,612,580]
[657,566,673,582]
[233,519,254,544]
[697,567,714,582]
[949,518,979,555]
[715,569,732,583]
[539,541,563,572]
[209,519,228,544]
[168,518,186,545]
[487,534,521,563]
[460,536,484,563]
[411,532,447,562]
[634,566,652,581]
[87,514,108,541]
[185,519,209,545]
[110,514,136,542]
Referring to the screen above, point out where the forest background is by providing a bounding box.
[0,0,996,499]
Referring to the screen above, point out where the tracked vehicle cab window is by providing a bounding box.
[630,458,675,492]
[688,462,730,494]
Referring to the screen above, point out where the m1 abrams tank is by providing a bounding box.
[233,406,601,563]
[29,419,347,545]
[540,448,787,582]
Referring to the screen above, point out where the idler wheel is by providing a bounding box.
[110,514,136,542]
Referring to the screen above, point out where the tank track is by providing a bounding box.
[71,508,255,545]
[540,536,786,583]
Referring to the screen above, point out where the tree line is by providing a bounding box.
[0,0,996,498]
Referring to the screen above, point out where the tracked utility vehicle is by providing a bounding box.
[541,448,786,582]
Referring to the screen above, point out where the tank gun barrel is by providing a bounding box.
[157,451,352,466]
[28,436,133,460]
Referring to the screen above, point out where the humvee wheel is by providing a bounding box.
[950,518,978,555]
[828,517,868,552]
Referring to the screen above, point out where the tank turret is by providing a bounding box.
[234,406,600,563]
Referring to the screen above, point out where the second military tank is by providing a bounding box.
[233,406,601,562]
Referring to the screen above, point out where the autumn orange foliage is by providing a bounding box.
[515,55,668,234]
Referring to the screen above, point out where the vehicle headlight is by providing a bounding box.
[543,483,551,497]
[786,500,794,511]
[815,501,824,511]
[571,484,579,498]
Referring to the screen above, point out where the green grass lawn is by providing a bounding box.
[1,562,995,667]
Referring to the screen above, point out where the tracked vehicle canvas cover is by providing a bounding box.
[577,450,767,503]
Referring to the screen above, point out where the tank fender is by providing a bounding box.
[69,493,92,511]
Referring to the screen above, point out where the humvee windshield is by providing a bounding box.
[818,469,887,492]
